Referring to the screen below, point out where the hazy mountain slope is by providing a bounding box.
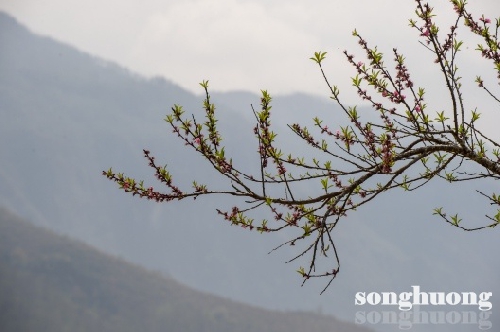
[0,207,374,332]
[1,11,499,332]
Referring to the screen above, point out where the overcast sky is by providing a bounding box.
[1,0,499,135]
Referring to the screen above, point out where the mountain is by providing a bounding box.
[0,207,373,332]
[1,11,499,332]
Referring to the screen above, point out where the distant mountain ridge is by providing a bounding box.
[0,207,373,332]
[1,11,499,332]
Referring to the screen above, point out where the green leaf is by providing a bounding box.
[310,51,327,64]
[352,74,362,87]
[451,214,461,226]
[321,178,329,191]
[445,172,456,182]
[435,111,449,123]
[494,210,500,223]
[453,39,463,52]
[471,109,481,122]
[433,207,443,215]
[321,140,328,151]
[418,87,425,98]
[302,224,312,236]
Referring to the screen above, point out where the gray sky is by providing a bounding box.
[1,0,499,137]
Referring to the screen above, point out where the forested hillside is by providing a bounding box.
[0,208,372,332]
